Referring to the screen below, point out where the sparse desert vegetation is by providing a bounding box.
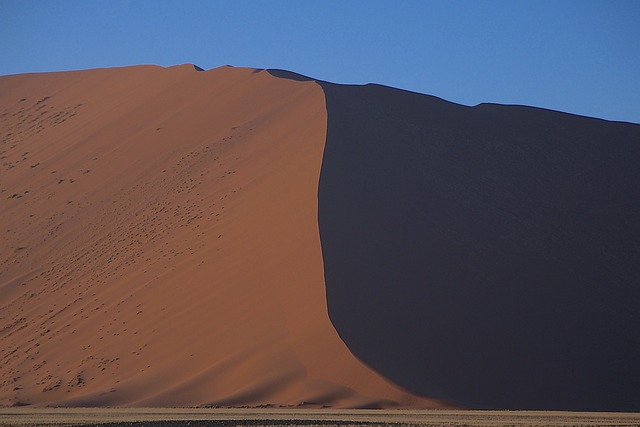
[2,408,640,427]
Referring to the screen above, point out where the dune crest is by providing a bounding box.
[0,65,446,408]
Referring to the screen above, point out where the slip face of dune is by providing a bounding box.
[0,65,445,408]
[317,81,640,411]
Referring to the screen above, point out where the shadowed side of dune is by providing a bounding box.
[267,69,313,82]
[317,81,640,410]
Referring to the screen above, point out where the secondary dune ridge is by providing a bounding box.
[0,65,443,408]
[1,64,639,411]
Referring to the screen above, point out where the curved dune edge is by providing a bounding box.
[0,65,447,408]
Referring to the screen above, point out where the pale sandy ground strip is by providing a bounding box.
[1,408,640,426]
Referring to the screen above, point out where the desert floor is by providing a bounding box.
[1,408,640,427]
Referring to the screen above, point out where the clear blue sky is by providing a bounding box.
[2,0,639,123]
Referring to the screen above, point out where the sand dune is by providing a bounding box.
[0,65,445,408]
[2,64,639,411]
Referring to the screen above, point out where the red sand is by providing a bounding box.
[0,65,447,408]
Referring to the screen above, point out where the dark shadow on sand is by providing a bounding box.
[317,81,640,411]
[266,69,314,82]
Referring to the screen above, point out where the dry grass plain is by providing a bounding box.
[1,408,639,427]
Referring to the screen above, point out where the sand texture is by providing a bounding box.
[0,65,443,408]
[2,64,640,411]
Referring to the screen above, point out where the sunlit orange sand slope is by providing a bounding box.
[0,65,444,408]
